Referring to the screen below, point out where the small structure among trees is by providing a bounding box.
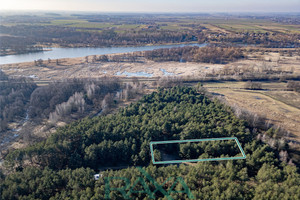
[94,173,103,180]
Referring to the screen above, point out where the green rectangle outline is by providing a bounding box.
[150,137,246,164]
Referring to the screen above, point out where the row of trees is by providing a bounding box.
[244,81,262,90]
[207,32,300,48]
[144,46,245,64]
[0,36,43,56]
[96,53,143,63]
[287,81,300,92]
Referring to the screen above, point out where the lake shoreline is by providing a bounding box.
[0,42,202,61]
[0,48,52,57]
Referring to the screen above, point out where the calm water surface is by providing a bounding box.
[0,43,206,65]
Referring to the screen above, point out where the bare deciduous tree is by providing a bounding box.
[49,92,85,124]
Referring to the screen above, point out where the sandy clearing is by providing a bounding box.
[0,59,223,80]
[1,51,299,81]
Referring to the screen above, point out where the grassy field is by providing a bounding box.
[263,91,300,109]
[2,15,299,34]
[50,19,89,25]
[196,18,300,34]
[204,81,288,90]
[50,19,190,31]
[215,24,269,33]
[204,81,300,141]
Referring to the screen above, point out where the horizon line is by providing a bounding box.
[1,9,300,15]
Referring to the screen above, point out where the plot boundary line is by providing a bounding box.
[150,137,246,164]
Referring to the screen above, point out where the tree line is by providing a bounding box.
[0,25,197,52]
[0,36,43,56]
[144,46,245,64]
[287,81,300,93]
[207,32,300,48]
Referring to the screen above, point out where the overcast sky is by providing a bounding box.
[1,0,300,13]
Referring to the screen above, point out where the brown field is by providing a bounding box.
[204,82,300,142]
[0,56,223,81]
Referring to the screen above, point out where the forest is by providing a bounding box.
[1,87,299,199]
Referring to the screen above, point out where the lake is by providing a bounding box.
[0,43,206,65]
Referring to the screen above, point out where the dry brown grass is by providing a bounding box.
[205,83,300,142]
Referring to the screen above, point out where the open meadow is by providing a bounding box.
[204,82,300,142]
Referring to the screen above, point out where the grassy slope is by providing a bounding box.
[204,82,300,141]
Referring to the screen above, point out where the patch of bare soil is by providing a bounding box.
[1,51,299,82]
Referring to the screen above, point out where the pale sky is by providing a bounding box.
[1,0,300,13]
